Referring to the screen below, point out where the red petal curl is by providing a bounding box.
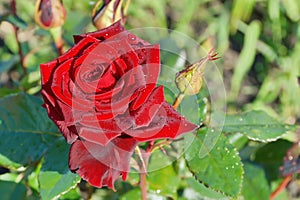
[69,137,137,189]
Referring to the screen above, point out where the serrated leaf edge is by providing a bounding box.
[184,139,244,199]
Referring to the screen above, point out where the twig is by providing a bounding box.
[50,27,64,56]
[139,171,148,200]
[136,146,149,200]
[270,175,292,200]
[173,93,185,110]
[11,0,26,75]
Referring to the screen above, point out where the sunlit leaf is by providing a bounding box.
[39,139,80,200]
[184,129,243,198]
[222,110,296,142]
[241,162,270,200]
[148,165,180,198]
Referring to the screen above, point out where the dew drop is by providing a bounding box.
[127,33,136,43]
[138,53,144,60]
[225,167,229,170]
[239,118,243,122]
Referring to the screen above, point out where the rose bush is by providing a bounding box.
[40,21,197,189]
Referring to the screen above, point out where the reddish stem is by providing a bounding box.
[54,36,64,56]
[11,0,26,75]
[140,172,148,200]
[136,146,150,200]
[270,175,292,200]
[138,78,186,200]
[173,93,185,110]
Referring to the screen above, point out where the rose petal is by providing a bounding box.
[73,20,125,43]
[126,102,198,141]
[69,136,137,189]
[129,83,156,111]
[51,58,74,107]
[80,112,133,132]
[77,127,120,145]
[130,85,164,126]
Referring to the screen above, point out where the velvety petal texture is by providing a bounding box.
[40,20,197,189]
[69,137,137,189]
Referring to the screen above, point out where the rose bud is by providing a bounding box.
[175,48,220,96]
[92,0,130,30]
[40,21,197,189]
[34,0,66,29]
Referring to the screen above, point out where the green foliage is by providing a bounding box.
[0,93,58,169]
[0,181,27,200]
[185,129,243,198]
[222,110,297,142]
[38,139,80,200]
[241,162,270,200]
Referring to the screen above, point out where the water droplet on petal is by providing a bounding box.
[127,33,136,43]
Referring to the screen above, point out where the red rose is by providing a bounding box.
[40,21,197,189]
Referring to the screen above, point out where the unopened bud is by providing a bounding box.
[92,0,130,30]
[175,48,220,96]
[34,0,66,29]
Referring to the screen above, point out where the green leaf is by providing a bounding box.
[59,187,81,200]
[0,55,19,73]
[120,189,141,200]
[184,129,243,198]
[5,15,27,29]
[254,140,292,181]
[38,139,80,200]
[222,110,296,142]
[0,93,59,168]
[268,0,280,20]
[282,0,300,21]
[230,20,261,99]
[241,162,270,200]
[148,165,180,198]
[0,88,21,98]
[186,178,227,199]
[0,181,27,200]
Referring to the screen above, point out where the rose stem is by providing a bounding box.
[11,0,27,75]
[173,93,185,110]
[140,171,148,200]
[50,27,65,56]
[136,146,149,200]
[137,91,186,200]
[270,175,292,200]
